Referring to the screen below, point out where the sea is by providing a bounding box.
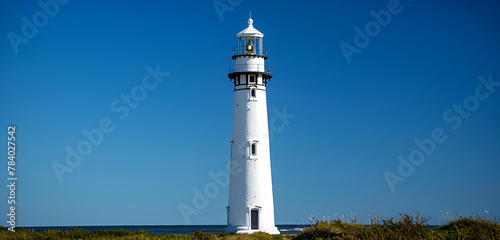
[16,225,306,235]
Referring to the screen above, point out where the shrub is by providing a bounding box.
[436,215,500,240]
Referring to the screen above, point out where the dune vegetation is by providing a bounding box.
[295,212,500,240]
[1,212,499,239]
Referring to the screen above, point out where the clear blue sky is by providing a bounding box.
[1,0,499,227]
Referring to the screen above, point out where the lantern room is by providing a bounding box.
[233,18,267,59]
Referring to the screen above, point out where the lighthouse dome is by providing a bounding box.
[236,18,264,38]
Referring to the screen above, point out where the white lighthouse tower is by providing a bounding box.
[225,16,279,234]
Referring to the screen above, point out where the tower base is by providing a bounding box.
[225,226,280,235]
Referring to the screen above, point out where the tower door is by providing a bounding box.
[251,209,259,229]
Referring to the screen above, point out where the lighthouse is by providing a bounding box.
[225,16,279,234]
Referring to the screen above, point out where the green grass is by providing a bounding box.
[0,227,294,240]
[1,213,499,239]
[294,212,500,240]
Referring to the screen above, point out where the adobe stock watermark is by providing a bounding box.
[51,64,170,182]
[7,0,69,54]
[339,0,410,64]
[384,73,499,192]
[178,106,296,224]
[213,0,243,21]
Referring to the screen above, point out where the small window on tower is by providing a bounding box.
[249,75,255,84]
[251,89,256,98]
[251,143,257,156]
